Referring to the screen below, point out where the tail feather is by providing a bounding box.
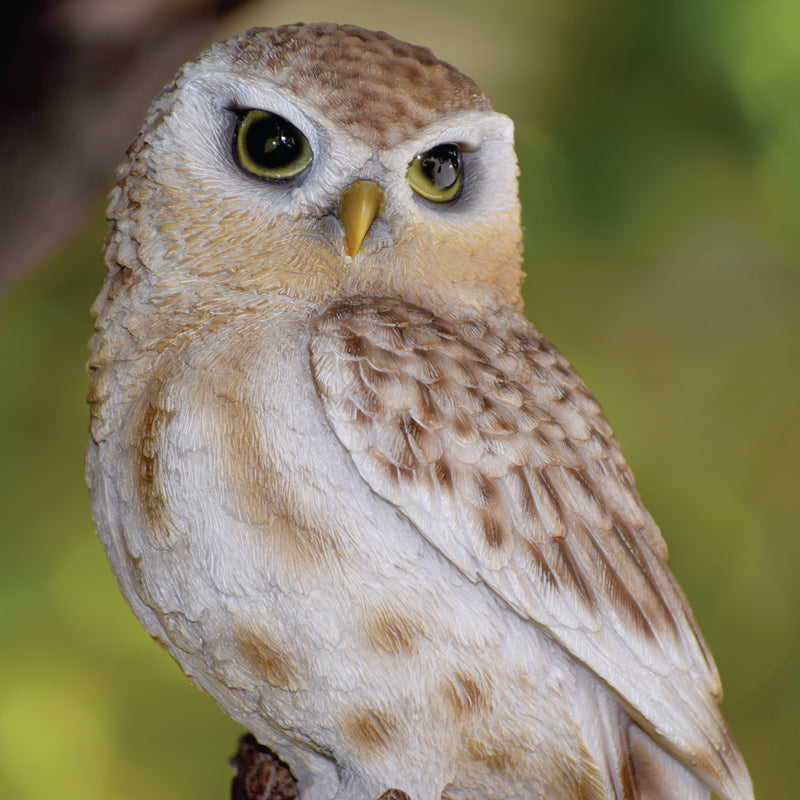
[590,690,710,800]
[625,723,709,800]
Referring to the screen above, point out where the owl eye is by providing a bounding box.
[407,143,463,202]
[234,109,313,180]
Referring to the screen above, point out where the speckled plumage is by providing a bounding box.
[86,23,753,800]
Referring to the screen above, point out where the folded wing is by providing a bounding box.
[310,296,752,800]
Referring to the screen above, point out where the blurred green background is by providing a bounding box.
[1,0,797,797]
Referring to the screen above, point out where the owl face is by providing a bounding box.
[115,24,524,318]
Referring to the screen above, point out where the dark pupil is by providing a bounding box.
[421,144,460,189]
[245,115,300,169]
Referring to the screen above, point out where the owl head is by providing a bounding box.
[100,23,524,326]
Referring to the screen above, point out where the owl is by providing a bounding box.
[86,23,753,800]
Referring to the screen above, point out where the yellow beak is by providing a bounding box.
[339,180,383,258]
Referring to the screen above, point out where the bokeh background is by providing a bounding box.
[1,0,798,797]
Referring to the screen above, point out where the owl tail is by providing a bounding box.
[589,692,710,800]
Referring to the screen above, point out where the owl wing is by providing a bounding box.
[309,296,752,800]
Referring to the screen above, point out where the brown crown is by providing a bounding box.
[221,23,492,148]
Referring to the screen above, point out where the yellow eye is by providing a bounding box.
[407,143,463,202]
[234,110,313,180]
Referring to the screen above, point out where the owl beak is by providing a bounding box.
[339,180,384,258]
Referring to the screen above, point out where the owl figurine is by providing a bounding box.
[86,23,753,800]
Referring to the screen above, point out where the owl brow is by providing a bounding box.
[225,104,272,116]
[224,102,303,125]
[417,139,477,154]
